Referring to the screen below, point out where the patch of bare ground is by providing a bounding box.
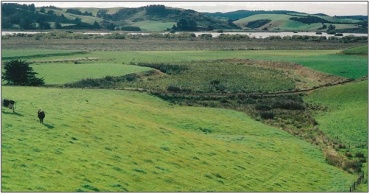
[223,58,349,91]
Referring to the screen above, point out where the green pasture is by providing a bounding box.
[304,80,368,146]
[2,49,367,86]
[343,45,368,55]
[131,21,176,31]
[89,50,368,79]
[2,86,357,192]
[234,13,363,31]
[235,14,292,24]
[316,15,362,24]
[117,60,295,93]
[278,21,322,31]
[304,80,368,182]
[32,63,151,85]
[234,14,321,31]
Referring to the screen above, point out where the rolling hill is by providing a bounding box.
[1,3,367,32]
[231,11,366,32]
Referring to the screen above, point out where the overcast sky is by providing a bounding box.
[8,1,369,16]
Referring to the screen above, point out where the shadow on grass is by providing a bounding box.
[2,110,24,117]
[43,123,55,129]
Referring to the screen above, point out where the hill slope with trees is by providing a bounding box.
[2,3,367,32]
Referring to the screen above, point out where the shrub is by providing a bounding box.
[167,85,182,93]
[355,152,365,158]
[255,103,271,111]
[125,74,137,81]
[260,111,274,119]
[344,160,363,173]
[199,34,212,39]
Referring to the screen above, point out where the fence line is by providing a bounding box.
[350,171,365,192]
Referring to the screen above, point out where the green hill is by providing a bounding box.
[2,3,367,32]
[233,12,366,32]
[2,86,357,192]
[1,3,239,31]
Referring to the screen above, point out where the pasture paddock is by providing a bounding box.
[1,38,367,191]
[2,49,367,86]
[2,86,357,192]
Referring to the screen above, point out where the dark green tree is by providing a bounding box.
[20,17,36,29]
[55,22,62,29]
[176,18,197,31]
[2,59,45,86]
[92,21,101,29]
[326,24,336,34]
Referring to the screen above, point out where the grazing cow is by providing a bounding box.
[2,99,15,113]
[38,109,45,124]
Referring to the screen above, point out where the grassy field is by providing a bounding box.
[32,63,151,85]
[304,80,368,191]
[234,13,362,31]
[342,45,368,55]
[1,41,367,192]
[132,21,176,31]
[112,60,296,93]
[304,80,368,147]
[234,14,299,31]
[2,49,366,85]
[2,86,357,192]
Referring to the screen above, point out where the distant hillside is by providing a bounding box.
[204,10,300,21]
[1,3,367,33]
[1,3,239,31]
[205,10,367,33]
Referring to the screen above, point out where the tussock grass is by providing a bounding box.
[2,86,357,192]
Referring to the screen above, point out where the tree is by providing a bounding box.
[176,18,197,31]
[55,22,62,29]
[20,17,36,29]
[2,59,45,86]
[326,24,336,34]
[92,21,101,29]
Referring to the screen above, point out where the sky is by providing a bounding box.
[8,1,369,16]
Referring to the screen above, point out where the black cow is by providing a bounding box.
[2,99,15,113]
[38,109,45,124]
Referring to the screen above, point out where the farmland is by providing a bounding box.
[1,34,368,192]
[1,86,358,192]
